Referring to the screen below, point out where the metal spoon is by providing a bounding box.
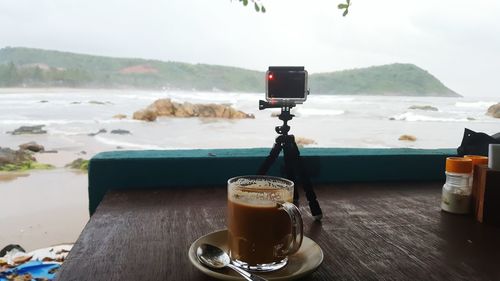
[196,243,268,281]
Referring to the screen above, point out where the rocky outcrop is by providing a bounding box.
[8,125,47,135]
[19,142,45,152]
[399,134,417,141]
[133,99,254,121]
[147,99,175,116]
[409,105,438,111]
[486,103,500,118]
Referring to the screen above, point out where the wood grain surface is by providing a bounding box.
[56,182,500,281]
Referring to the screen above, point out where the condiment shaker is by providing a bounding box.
[441,157,473,214]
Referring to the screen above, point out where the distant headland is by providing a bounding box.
[0,47,460,97]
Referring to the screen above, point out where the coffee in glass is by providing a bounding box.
[227,175,303,272]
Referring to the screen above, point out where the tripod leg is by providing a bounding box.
[257,140,282,175]
[290,138,323,221]
[282,138,299,206]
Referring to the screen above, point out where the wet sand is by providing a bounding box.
[0,169,88,251]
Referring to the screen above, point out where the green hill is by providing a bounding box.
[0,47,459,97]
[309,64,459,96]
[0,47,262,91]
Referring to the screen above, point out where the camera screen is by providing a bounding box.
[266,67,307,101]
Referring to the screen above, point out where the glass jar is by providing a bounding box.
[441,157,473,214]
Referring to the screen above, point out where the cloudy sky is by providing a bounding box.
[0,0,499,97]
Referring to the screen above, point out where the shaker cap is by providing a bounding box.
[464,155,488,166]
[446,157,472,173]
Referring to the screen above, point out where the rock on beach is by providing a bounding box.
[399,134,417,141]
[0,147,35,166]
[88,129,107,137]
[0,146,53,171]
[19,142,45,152]
[65,158,89,171]
[133,109,158,122]
[409,105,438,111]
[296,137,317,147]
[113,114,127,119]
[486,103,500,118]
[88,100,113,105]
[110,129,131,135]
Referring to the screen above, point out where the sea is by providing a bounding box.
[0,89,499,250]
[0,89,498,153]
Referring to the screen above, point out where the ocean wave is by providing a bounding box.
[48,128,90,136]
[0,119,139,125]
[94,136,165,150]
[391,112,469,122]
[0,119,91,125]
[295,108,345,116]
[311,95,355,103]
[455,101,496,108]
[167,92,257,104]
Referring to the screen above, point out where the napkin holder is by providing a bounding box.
[472,165,500,225]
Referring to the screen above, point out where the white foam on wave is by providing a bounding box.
[455,101,496,108]
[311,95,356,103]
[392,112,469,122]
[49,128,90,136]
[0,119,139,125]
[94,135,165,150]
[295,108,345,116]
[0,119,90,125]
[98,119,140,124]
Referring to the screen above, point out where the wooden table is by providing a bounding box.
[56,182,500,281]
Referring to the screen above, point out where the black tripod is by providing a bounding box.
[258,101,323,221]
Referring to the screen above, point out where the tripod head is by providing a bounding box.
[259,99,296,110]
[259,100,296,135]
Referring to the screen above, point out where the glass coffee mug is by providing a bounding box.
[227,175,303,272]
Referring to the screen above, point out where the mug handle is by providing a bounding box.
[278,202,303,255]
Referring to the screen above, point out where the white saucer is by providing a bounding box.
[188,229,323,281]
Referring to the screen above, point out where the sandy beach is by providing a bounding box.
[0,169,88,251]
[1,135,91,251]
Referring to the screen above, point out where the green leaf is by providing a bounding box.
[346,0,350,5]
[338,3,348,9]
[243,0,248,6]
[254,2,260,12]
[261,6,266,13]
[343,8,349,16]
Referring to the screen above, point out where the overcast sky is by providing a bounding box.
[1,0,499,97]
